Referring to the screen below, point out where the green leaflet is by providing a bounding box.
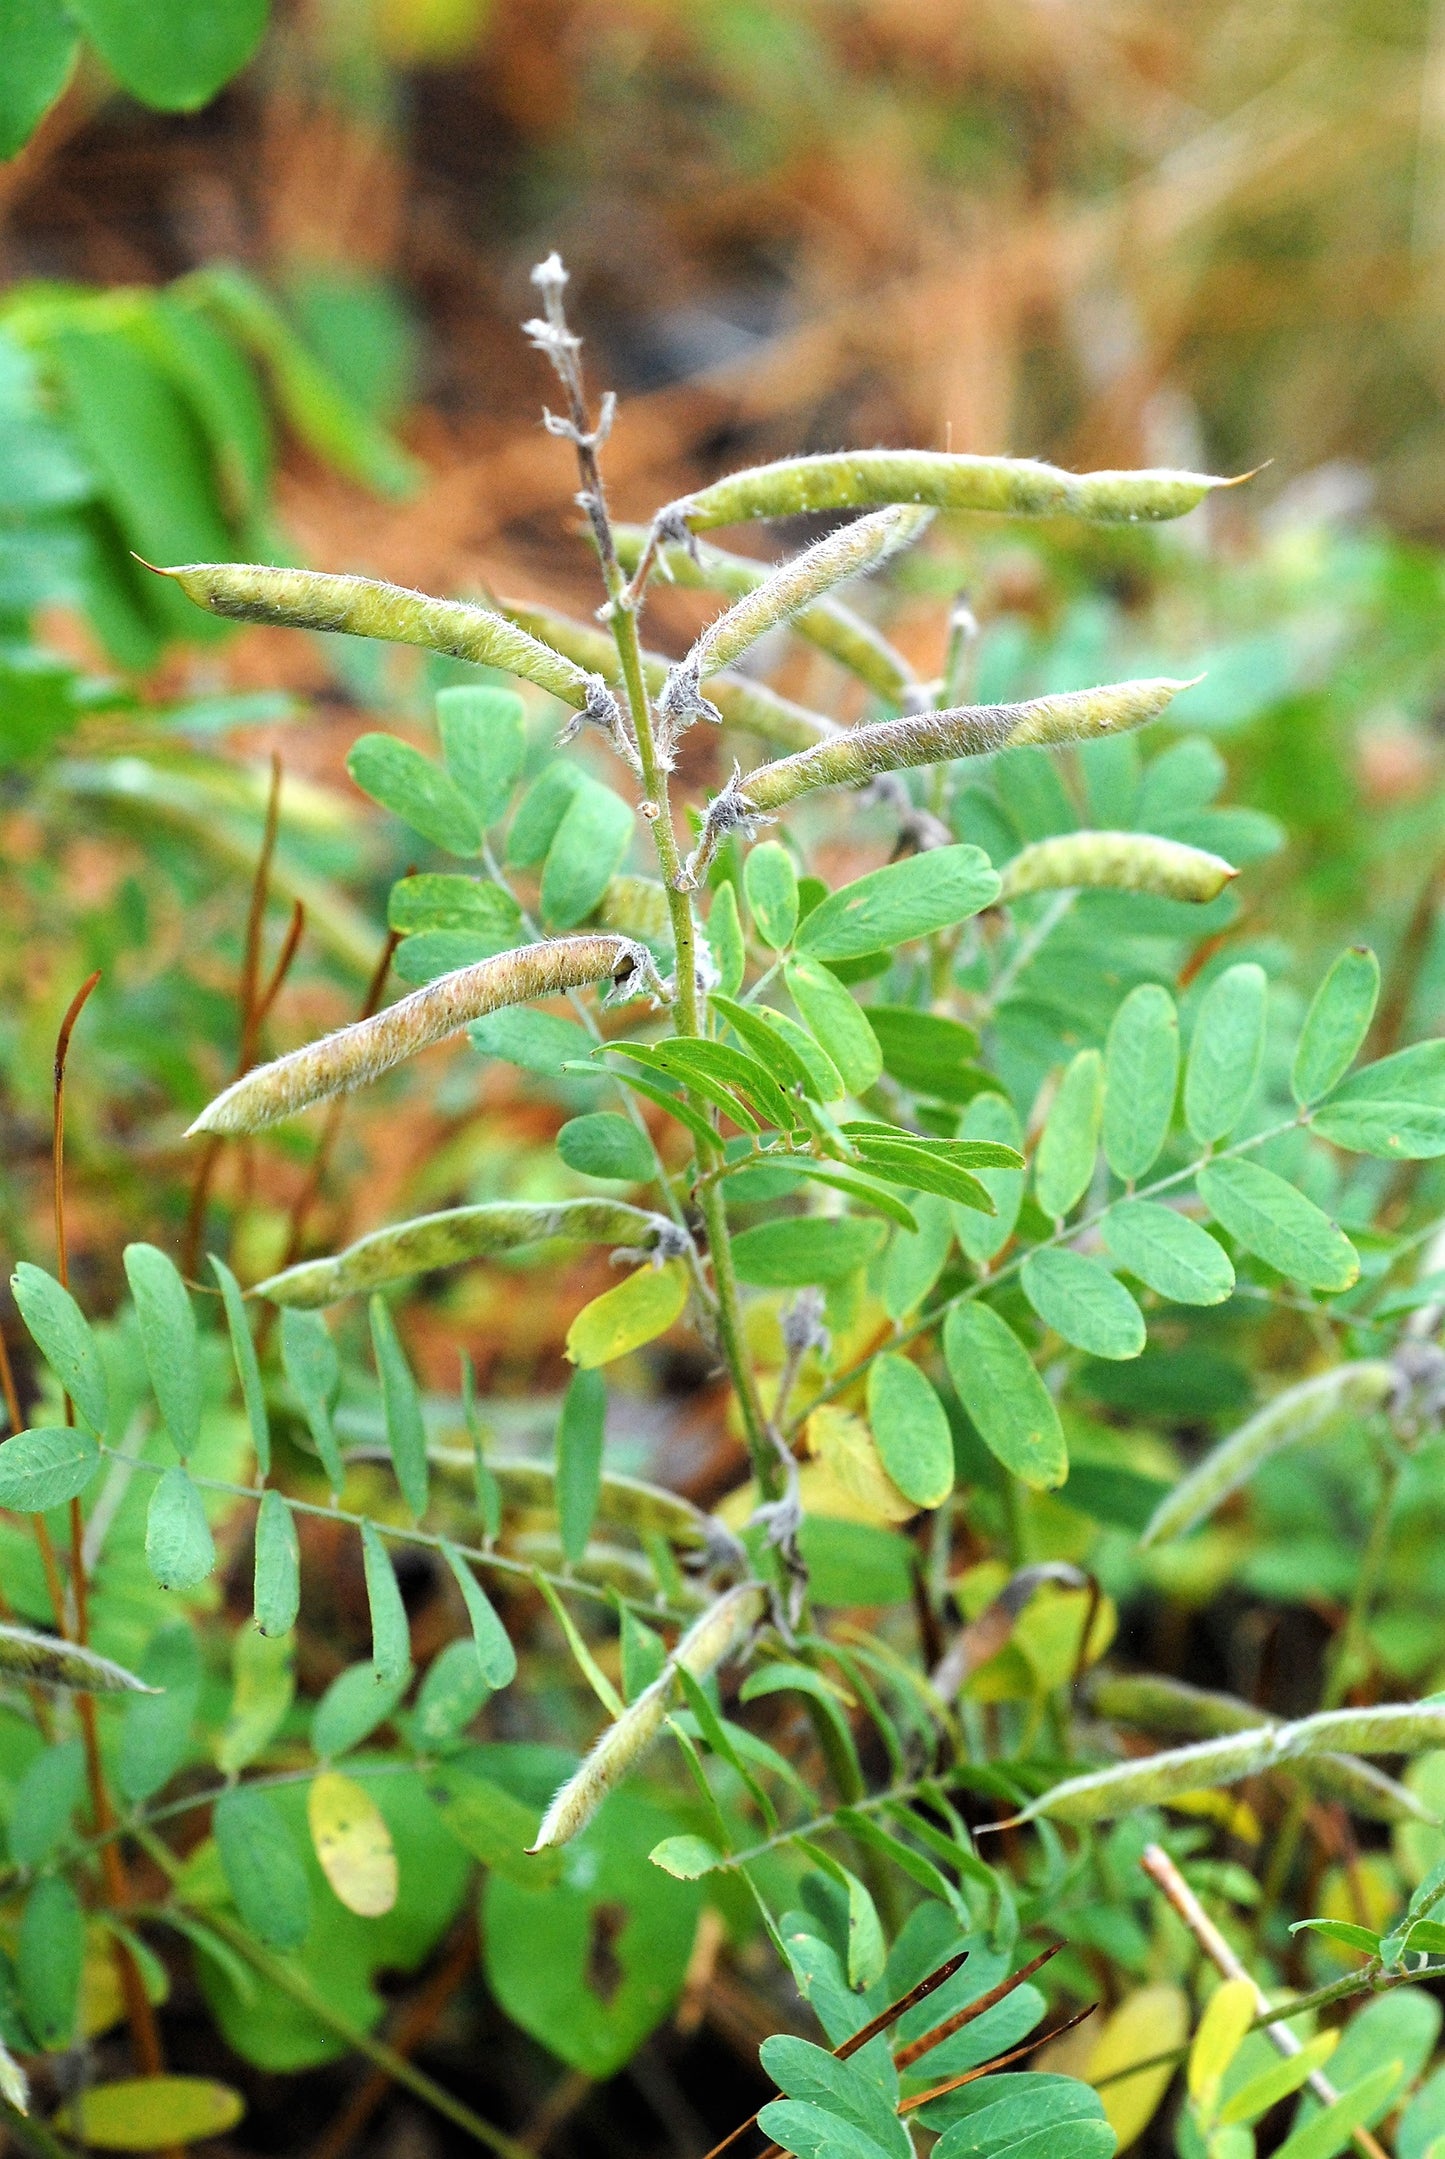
[253,1488,301,1637]
[954,1091,1025,1263]
[508,762,582,866]
[0,1425,100,1512]
[848,1137,996,1213]
[1021,1247,1145,1360]
[145,1466,216,1591]
[1184,962,1267,1145]
[425,1760,555,1886]
[1034,1049,1103,1220]
[1197,1158,1359,1293]
[1102,1200,1234,1306]
[117,1622,200,1802]
[759,2035,911,2159]
[868,1007,985,1105]
[211,1256,269,1477]
[731,1215,887,1287]
[882,1193,954,1320]
[541,779,633,930]
[557,1367,606,1566]
[557,1113,654,1182]
[280,1308,344,1490]
[441,1543,518,1689]
[746,841,800,950]
[708,881,746,997]
[866,1353,953,1508]
[10,1741,85,1866]
[311,1661,410,1759]
[414,1640,490,1750]
[1103,983,1179,1183]
[564,1259,690,1367]
[369,1298,429,1522]
[11,1262,109,1436]
[0,0,77,161]
[436,684,526,829]
[360,1523,411,1686]
[943,1301,1067,1489]
[796,846,999,962]
[1293,946,1380,1105]
[18,1874,83,2050]
[713,993,821,1096]
[64,0,267,112]
[785,957,883,1094]
[1312,1099,1445,1159]
[347,732,480,856]
[1271,2064,1405,2159]
[213,1785,311,1952]
[217,1628,295,1776]
[124,1242,202,1458]
[387,873,523,940]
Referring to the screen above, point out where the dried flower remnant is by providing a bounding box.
[189,937,661,1136]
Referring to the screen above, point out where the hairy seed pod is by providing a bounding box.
[998,831,1237,904]
[613,525,916,703]
[1018,1700,1445,1825]
[660,507,931,734]
[499,596,835,753]
[1142,1361,1394,1547]
[0,1623,157,1696]
[529,1582,768,1852]
[153,561,622,727]
[683,679,1190,880]
[189,937,659,1137]
[1089,1671,1431,1824]
[256,1201,688,1306]
[662,451,1244,533]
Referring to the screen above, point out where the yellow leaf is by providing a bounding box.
[1087,1985,1190,2151]
[1166,1790,1263,1844]
[1315,1854,1402,1961]
[307,1770,399,1917]
[56,2077,244,2149]
[803,1404,916,1524]
[1188,1977,1256,2116]
[565,1260,689,1369]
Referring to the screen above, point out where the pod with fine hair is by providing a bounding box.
[660,451,1245,532]
[685,678,1192,881]
[612,525,916,704]
[997,831,1237,905]
[529,1582,768,1852]
[255,1200,689,1307]
[0,1623,158,1697]
[659,506,932,736]
[1088,1671,1432,1824]
[1013,1699,1445,1825]
[1141,1361,1394,1547]
[189,936,660,1137]
[153,561,625,737]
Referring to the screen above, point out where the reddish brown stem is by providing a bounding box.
[893,1942,1062,2069]
[53,970,101,1298]
[896,2002,1098,2114]
[306,1917,478,2159]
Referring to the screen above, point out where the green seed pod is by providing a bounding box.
[1089,1671,1431,1824]
[1142,1361,1394,1546]
[152,561,624,731]
[660,506,932,734]
[1019,1700,1445,1824]
[0,1622,158,1696]
[663,451,1243,532]
[686,678,1191,880]
[998,831,1237,904]
[403,1452,720,1554]
[499,596,834,753]
[256,1200,687,1307]
[189,935,660,1137]
[528,1582,767,1851]
[613,524,916,703]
